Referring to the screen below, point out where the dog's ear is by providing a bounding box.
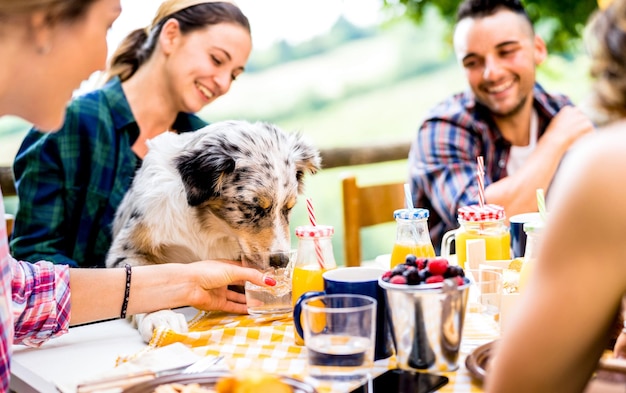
[290,133,322,193]
[174,147,236,206]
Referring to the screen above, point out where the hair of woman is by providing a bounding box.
[587,0,626,123]
[106,1,250,83]
[0,0,99,24]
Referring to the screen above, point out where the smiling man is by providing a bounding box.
[408,0,594,252]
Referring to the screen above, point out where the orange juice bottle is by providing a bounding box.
[451,204,511,269]
[519,221,544,292]
[390,208,436,268]
[292,225,336,345]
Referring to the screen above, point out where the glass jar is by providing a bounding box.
[291,225,337,345]
[442,204,510,268]
[519,221,544,292]
[390,208,436,269]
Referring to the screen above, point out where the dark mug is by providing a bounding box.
[293,267,394,360]
[509,212,542,258]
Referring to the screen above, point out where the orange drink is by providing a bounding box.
[442,204,510,269]
[390,208,436,269]
[390,242,436,268]
[292,266,328,306]
[455,230,510,268]
[292,266,331,345]
[293,225,337,346]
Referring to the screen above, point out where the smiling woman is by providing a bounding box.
[9,0,253,269]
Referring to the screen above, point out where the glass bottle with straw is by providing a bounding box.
[292,197,337,345]
[389,184,436,268]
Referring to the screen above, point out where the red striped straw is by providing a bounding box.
[306,197,325,269]
[477,156,485,208]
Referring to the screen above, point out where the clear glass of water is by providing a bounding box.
[241,250,295,315]
[301,294,376,382]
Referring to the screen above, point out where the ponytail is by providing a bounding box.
[105,28,156,83]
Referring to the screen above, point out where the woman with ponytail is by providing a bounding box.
[0,1,271,389]
[10,0,252,268]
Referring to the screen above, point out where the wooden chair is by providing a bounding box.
[5,214,14,240]
[341,172,406,267]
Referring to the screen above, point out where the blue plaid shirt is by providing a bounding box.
[408,83,572,251]
[11,77,207,268]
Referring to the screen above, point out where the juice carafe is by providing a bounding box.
[292,225,337,345]
[390,208,435,269]
[443,204,510,269]
[519,221,544,292]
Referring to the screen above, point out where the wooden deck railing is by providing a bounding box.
[0,140,411,198]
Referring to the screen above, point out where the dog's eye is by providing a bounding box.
[257,196,272,210]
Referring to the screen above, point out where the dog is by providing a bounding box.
[106,120,321,341]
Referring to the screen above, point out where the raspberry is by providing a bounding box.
[416,258,428,270]
[427,257,449,276]
[389,275,408,285]
[456,276,465,286]
[382,270,392,280]
[425,275,444,284]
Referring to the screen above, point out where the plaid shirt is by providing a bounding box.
[408,83,572,251]
[1,190,70,391]
[11,77,207,268]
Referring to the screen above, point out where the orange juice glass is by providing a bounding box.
[292,225,337,345]
[390,208,436,269]
[442,204,510,269]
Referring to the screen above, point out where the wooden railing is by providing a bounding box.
[0,140,411,197]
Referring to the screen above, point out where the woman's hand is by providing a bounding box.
[187,260,275,314]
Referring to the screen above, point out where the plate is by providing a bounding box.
[122,371,318,393]
[465,340,498,384]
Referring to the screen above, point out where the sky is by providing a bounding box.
[108,0,384,54]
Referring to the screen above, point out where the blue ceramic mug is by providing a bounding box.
[293,267,394,360]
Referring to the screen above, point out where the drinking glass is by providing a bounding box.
[241,250,295,315]
[300,294,376,382]
[465,269,503,335]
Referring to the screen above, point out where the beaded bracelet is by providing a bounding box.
[120,264,132,319]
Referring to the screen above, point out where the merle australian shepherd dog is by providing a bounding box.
[106,120,321,341]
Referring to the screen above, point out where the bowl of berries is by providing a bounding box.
[379,255,469,290]
[378,254,471,373]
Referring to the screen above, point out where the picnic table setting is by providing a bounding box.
[9,174,625,393]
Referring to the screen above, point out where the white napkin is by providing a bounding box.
[56,342,201,393]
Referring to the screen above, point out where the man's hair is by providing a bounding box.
[456,0,532,27]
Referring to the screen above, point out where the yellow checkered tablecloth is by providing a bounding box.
[140,310,498,393]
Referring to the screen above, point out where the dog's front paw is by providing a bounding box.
[135,310,189,343]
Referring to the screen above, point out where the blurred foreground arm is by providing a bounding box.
[485,128,626,393]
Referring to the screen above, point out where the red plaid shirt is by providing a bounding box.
[1,189,70,391]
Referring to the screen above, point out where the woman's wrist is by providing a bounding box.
[128,264,195,314]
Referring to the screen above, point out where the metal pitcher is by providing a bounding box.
[378,278,470,372]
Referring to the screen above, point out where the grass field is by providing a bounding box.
[0,18,594,265]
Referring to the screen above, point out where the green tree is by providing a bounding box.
[382,0,600,54]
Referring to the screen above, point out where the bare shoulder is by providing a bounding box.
[556,124,626,190]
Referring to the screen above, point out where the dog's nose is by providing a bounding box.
[269,253,289,268]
